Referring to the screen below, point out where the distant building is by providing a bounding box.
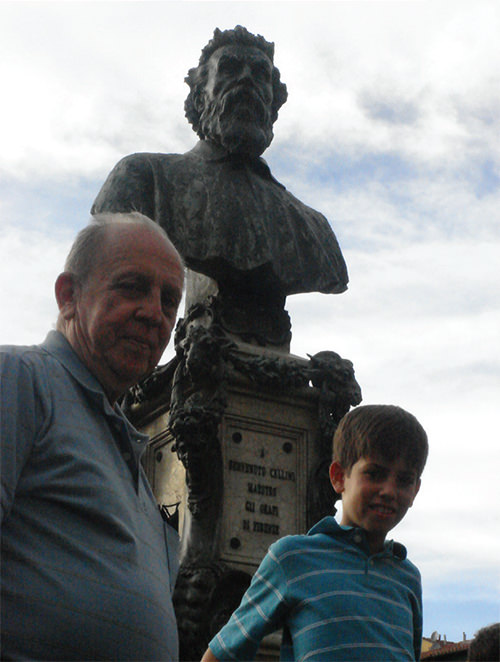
[421,631,470,661]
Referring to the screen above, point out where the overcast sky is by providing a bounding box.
[1,0,499,643]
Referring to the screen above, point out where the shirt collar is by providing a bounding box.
[42,330,105,399]
[307,516,407,560]
[41,330,149,448]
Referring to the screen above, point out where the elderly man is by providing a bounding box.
[92,26,348,345]
[0,212,184,660]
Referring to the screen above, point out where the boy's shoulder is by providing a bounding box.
[269,517,420,581]
[269,516,347,559]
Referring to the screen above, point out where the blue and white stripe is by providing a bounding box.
[209,516,422,661]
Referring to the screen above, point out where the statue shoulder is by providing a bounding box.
[112,151,183,175]
[92,152,185,216]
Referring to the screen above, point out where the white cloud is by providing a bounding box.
[288,233,500,587]
[0,226,71,345]
[2,2,499,179]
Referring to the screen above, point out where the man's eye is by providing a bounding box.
[161,294,179,314]
[117,281,143,296]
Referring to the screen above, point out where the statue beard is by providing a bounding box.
[199,85,274,157]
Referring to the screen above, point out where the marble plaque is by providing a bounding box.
[220,414,306,566]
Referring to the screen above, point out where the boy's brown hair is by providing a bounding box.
[333,404,428,477]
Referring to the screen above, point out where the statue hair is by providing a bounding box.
[184,25,288,138]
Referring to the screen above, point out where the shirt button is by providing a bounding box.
[353,533,362,543]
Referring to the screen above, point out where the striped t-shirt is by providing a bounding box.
[209,517,422,661]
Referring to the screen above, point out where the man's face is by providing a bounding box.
[200,44,275,156]
[329,454,420,554]
[59,224,184,403]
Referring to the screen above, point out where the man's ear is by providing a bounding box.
[329,461,347,494]
[55,272,78,320]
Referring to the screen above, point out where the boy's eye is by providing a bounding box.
[365,468,384,480]
[397,475,416,488]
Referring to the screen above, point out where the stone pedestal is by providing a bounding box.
[125,299,361,661]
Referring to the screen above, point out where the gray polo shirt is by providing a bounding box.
[1,331,179,660]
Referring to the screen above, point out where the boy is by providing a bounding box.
[201,404,428,661]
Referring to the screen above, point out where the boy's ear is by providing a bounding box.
[55,272,78,320]
[329,461,347,494]
[409,478,421,507]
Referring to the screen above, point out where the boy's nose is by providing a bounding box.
[379,478,397,499]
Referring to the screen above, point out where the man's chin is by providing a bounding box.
[113,350,156,383]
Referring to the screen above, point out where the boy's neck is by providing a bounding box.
[340,523,386,555]
[367,535,387,555]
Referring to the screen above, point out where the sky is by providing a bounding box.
[1,0,499,644]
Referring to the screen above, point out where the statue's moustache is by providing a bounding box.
[219,84,268,123]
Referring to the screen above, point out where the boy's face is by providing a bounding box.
[329,454,421,554]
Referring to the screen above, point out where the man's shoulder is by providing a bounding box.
[1,333,79,384]
[0,341,56,411]
[0,341,48,368]
[0,335,77,389]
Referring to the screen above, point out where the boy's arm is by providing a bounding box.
[206,544,290,661]
[413,572,424,661]
[201,648,218,662]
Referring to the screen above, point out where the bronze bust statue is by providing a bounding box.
[92,26,348,345]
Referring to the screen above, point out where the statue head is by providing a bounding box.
[185,26,288,157]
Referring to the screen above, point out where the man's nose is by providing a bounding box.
[137,291,163,325]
